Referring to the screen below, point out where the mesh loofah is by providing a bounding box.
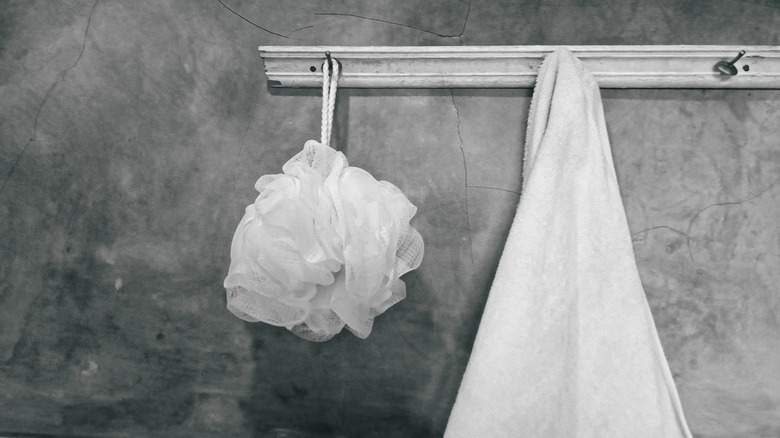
[225,140,424,341]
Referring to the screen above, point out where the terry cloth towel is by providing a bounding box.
[444,48,692,437]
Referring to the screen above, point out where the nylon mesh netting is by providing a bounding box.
[224,140,424,341]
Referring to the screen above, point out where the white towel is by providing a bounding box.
[445,48,692,437]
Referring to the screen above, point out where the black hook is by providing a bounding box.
[715,50,746,76]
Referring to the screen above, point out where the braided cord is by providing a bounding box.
[320,59,340,147]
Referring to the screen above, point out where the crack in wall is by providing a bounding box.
[684,174,780,264]
[216,0,313,39]
[315,0,471,40]
[631,225,691,239]
[631,225,694,263]
[451,91,475,268]
[456,1,472,44]
[630,175,780,266]
[467,184,521,196]
[628,174,780,266]
[0,0,99,198]
[286,25,316,38]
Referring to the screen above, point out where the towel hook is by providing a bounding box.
[323,51,342,77]
[715,50,746,76]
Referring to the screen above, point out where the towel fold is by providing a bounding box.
[445,48,692,437]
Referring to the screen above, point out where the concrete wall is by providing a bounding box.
[1,1,779,437]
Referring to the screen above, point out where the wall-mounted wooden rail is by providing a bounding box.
[258,45,780,89]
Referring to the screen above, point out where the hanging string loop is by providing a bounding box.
[325,51,334,75]
[320,53,340,147]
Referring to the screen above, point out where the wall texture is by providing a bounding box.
[1,1,779,437]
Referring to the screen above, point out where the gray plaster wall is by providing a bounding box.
[1,1,779,437]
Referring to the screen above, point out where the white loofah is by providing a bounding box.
[225,140,424,341]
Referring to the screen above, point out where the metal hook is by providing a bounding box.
[715,50,746,76]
